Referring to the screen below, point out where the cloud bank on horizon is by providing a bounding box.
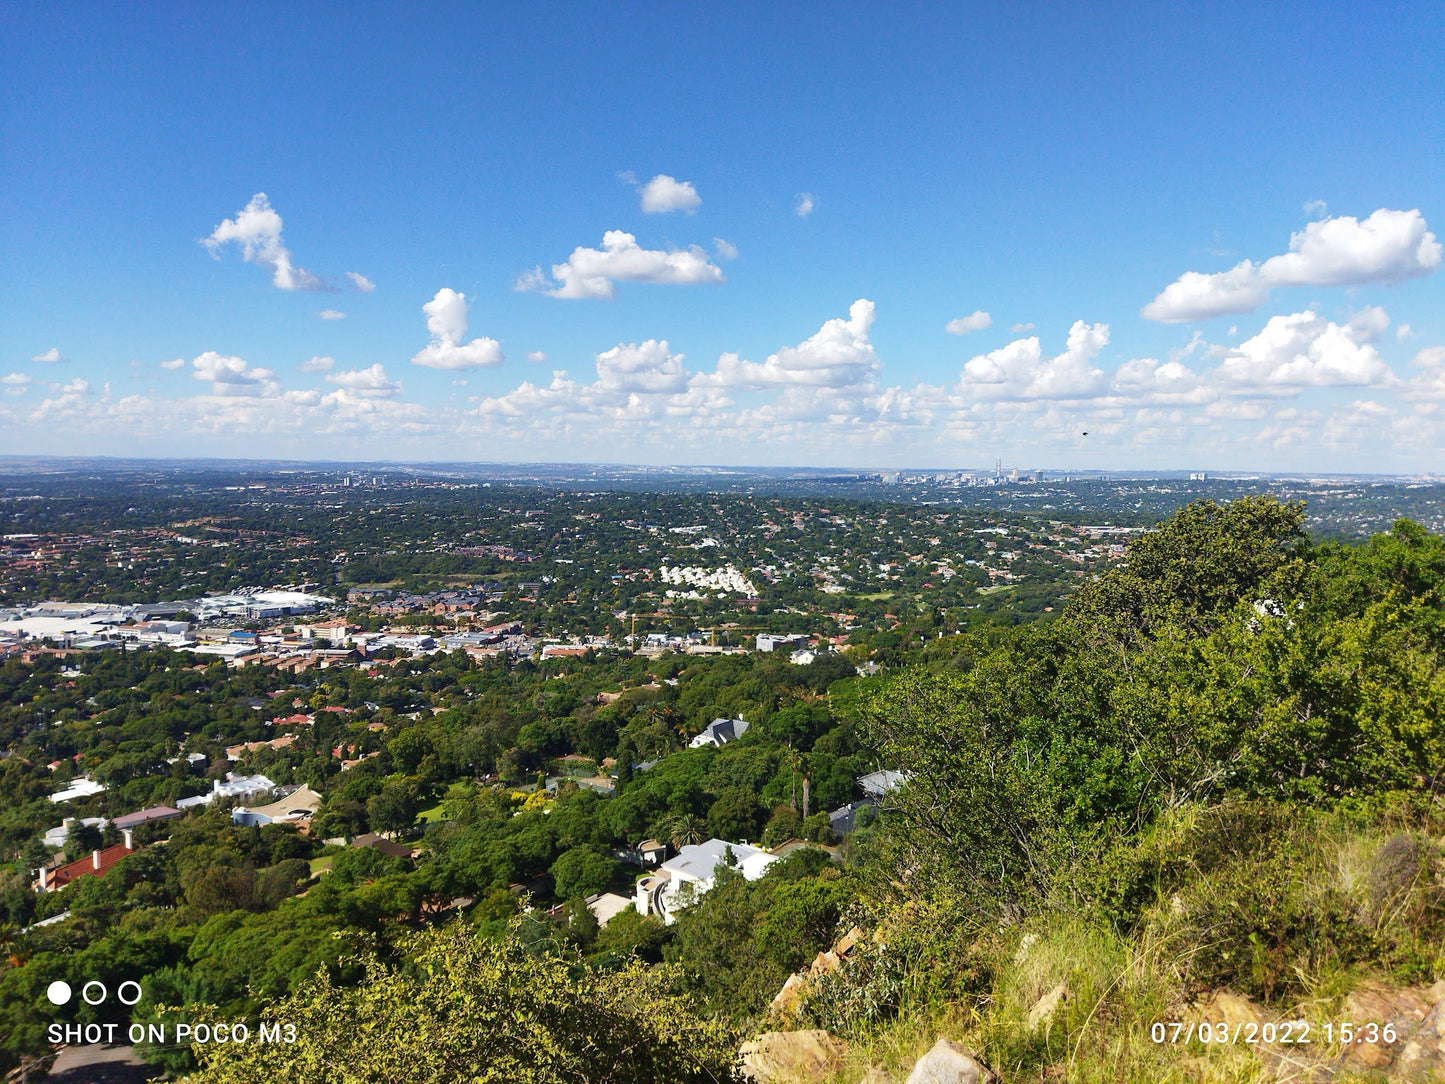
[8,190,1445,472]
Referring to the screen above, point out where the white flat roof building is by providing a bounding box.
[49,778,107,803]
[43,817,108,848]
[177,772,276,809]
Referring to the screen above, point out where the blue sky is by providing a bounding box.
[2,2,1443,471]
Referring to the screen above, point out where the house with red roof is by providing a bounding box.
[35,830,137,893]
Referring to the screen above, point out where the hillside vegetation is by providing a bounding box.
[172,497,1445,1083]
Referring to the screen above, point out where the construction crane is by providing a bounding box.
[622,610,696,649]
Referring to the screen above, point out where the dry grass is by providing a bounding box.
[800,806,1444,1083]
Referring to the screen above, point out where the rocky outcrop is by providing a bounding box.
[769,925,867,1016]
[1339,979,1445,1078]
[1396,998,1445,1076]
[1187,980,1445,1081]
[739,1029,849,1082]
[1026,983,1068,1033]
[902,1038,998,1084]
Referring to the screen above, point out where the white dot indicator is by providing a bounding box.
[46,980,72,1006]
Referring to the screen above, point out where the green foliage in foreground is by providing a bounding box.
[181,921,741,1084]
[865,497,1445,925]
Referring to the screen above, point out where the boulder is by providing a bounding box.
[1344,982,1429,1025]
[769,971,810,1017]
[1193,990,1265,1030]
[1341,982,1431,1070]
[1026,983,1068,1033]
[835,926,865,957]
[740,1029,849,1083]
[903,1038,998,1084]
[810,949,843,976]
[1396,1001,1445,1076]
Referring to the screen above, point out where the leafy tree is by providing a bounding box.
[182,922,741,1084]
[550,846,623,901]
[706,787,766,843]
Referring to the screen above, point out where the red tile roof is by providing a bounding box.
[43,843,135,891]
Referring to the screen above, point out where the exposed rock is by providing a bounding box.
[767,925,867,1017]
[812,949,843,975]
[1341,982,1431,1070]
[1193,990,1266,1030]
[1396,1001,1445,1076]
[1344,982,1429,1024]
[1026,983,1068,1033]
[903,1038,998,1084]
[740,1029,849,1083]
[769,971,810,1016]
[859,1070,894,1084]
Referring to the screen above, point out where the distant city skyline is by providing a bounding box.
[2,4,1442,471]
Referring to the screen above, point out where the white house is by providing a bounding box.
[43,817,108,849]
[177,772,276,810]
[639,839,778,924]
[231,784,322,826]
[585,892,634,927]
[688,717,750,749]
[48,777,107,804]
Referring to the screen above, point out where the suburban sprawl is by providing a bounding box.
[0,463,1443,1082]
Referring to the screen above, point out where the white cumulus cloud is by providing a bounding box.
[1111,357,1213,404]
[517,231,725,300]
[639,174,702,214]
[1212,308,1396,390]
[202,193,325,292]
[795,193,816,217]
[31,347,69,364]
[526,351,548,364]
[1400,345,1445,401]
[1143,208,1442,323]
[595,341,689,394]
[299,356,336,373]
[945,311,992,335]
[346,272,375,292]
[700,300,880,389]
[318,309,347,320]
[959,321,1110,401]
[325,364,401,398]
[191,352,280,397]
[410,288,504,369]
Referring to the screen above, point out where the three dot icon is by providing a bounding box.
[44,979,142,1006]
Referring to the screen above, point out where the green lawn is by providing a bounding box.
[418,780,473,823]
